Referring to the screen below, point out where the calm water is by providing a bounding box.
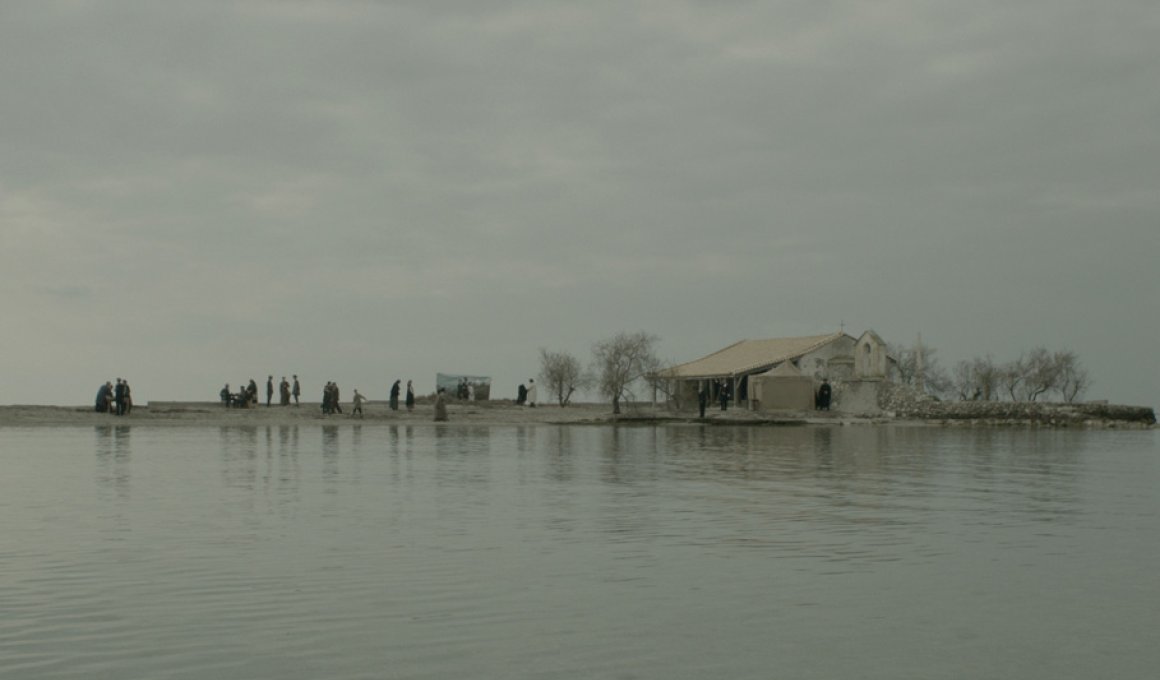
[1,424,1157,679]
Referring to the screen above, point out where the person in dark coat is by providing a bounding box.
[389,380,401,411]
[114,379,126,416]
[292,375,301,406]
[718,380,728,411]
[517,383,527,405]
[698,384,707,418]
[220,384,231,408]
[405,380,415,411]
[817,379,832,411]
[266,376,274,407]
[96,382,112,412]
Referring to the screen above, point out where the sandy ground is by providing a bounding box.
[0,400,861,428]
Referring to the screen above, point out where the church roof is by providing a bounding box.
[663,332,851,379]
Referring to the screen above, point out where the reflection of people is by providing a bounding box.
[405,380,414,411]
[433,388,448,421]
[526,379,537,408]
[817,379,832,411]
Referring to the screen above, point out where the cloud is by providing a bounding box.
[1,0,1157,407]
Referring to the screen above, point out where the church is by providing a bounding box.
[657,329,897,413]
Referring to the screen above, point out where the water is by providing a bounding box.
[1,424,1156,679]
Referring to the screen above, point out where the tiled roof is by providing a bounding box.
[664,332,849,378]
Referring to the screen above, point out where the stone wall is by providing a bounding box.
[874,382,1156,426]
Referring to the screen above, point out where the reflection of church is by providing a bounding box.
[659,330,897,413]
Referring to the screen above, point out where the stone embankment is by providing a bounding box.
[875,383,1156,427]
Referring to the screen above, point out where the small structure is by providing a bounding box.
[749,361,816,411]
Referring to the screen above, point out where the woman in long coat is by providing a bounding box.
[389,380,401,411]
[405,380,415,411]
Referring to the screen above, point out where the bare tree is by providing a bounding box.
[645,359,683,410]
[995,348,1091,402]
[888,342,953,398]
[1001,355,1027,401]
[591,331,661,415]
[952,355,1000,401]
[538,348,590,407]
[1024,347,1059,402]
[1056,351,1091,403]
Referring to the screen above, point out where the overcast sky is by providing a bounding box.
[2,0,1157,408]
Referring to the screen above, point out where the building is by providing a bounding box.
[658,330,896,412]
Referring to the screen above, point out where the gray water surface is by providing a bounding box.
[2,424,1157,679]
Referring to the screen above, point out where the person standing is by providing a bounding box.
[526,379,537,408]
[817,379,832,411]
[405,380,415,411]
[280,377,291,405]
[351,389,366,418]
[698,383,707,419]
[389,380,401,411]
[114,378,126,416]
[433,388,448,421]
[266,376,274,407]
[292,375,301,406]
[123,381,132,415]
[220,384,231,408]
[516,383,527,405]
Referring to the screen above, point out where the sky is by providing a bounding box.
[2,0,1157,408]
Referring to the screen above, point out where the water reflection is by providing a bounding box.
[11,425,1151,680]
[94,424,132,498]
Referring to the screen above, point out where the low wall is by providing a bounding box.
[875,383,1155,426]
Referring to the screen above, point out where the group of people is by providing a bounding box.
[388,380,416,411]
[221,376,301,408]
[95,379,133,415]
[515,379,537,407]
[265,375,301,406]
[696,380,732,418]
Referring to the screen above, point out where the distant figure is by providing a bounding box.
[467,382,475,401]
[698,384,707,419]
[405,380,414,411]
[247,379,258,408]
[718,380,728,412]
[114,378,126,416]
[516,383,527,405]
[292,375,301,406]
[433,388,448,421]
[526,379,537,408]
[220,384,231,408]
[123,381,132,415]
[279,377,291,405]
[389,380,401,411]
[817,379,832,411]
[351,389,366,418]
[266,376,274,407]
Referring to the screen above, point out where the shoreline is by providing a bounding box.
[0,401,1152,429]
